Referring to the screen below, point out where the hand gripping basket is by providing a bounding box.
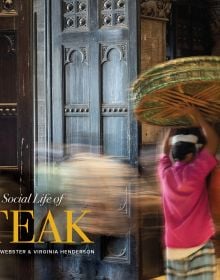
[132,56,220,126]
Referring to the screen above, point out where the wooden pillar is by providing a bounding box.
[139,2,172,279]
[140,0,172,144]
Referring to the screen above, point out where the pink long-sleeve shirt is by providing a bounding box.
[158,148,217,248]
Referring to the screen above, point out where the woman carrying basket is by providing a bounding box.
[158,106,219,279]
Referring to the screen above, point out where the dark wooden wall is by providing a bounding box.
[0,0,33,279]
[208,0,220,55]
[0,0,33,190]
[0,0,33,232]
[167,0,212,59]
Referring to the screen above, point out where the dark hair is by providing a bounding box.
[172,141,197,161]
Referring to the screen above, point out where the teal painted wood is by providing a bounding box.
[34,0,139,279]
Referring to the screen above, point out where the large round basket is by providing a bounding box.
[132,56,220,126]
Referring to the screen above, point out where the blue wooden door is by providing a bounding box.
[34,1,139,279]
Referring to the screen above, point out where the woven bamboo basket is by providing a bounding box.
[132,56,220,126]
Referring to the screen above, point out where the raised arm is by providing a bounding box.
[161,128,172,155]
[188,107,219,155]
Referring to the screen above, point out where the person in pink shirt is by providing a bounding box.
[158,107,219,279]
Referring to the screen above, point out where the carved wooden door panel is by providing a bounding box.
[34,0,139,279]
[0,0,32,235]
[51,0,138,162]
[0,0,32,279]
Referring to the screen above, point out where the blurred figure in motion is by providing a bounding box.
[157,107,219,279]
[35,152,138,241]
[59,153,137,236]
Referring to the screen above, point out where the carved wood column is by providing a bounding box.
[208,0,220,55]
[140,0,172,144]
[139,2,172,279]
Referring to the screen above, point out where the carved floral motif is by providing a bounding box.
[103,235,129,262]
[101,43,127,63]
[0,104,17,116]
[140,0,172,20]
[0,0,16,14]
[101,0,127,27]
[62,0,88,31]
[0,32,16,54]
[208,1,220,36]
[64,47,88,64]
